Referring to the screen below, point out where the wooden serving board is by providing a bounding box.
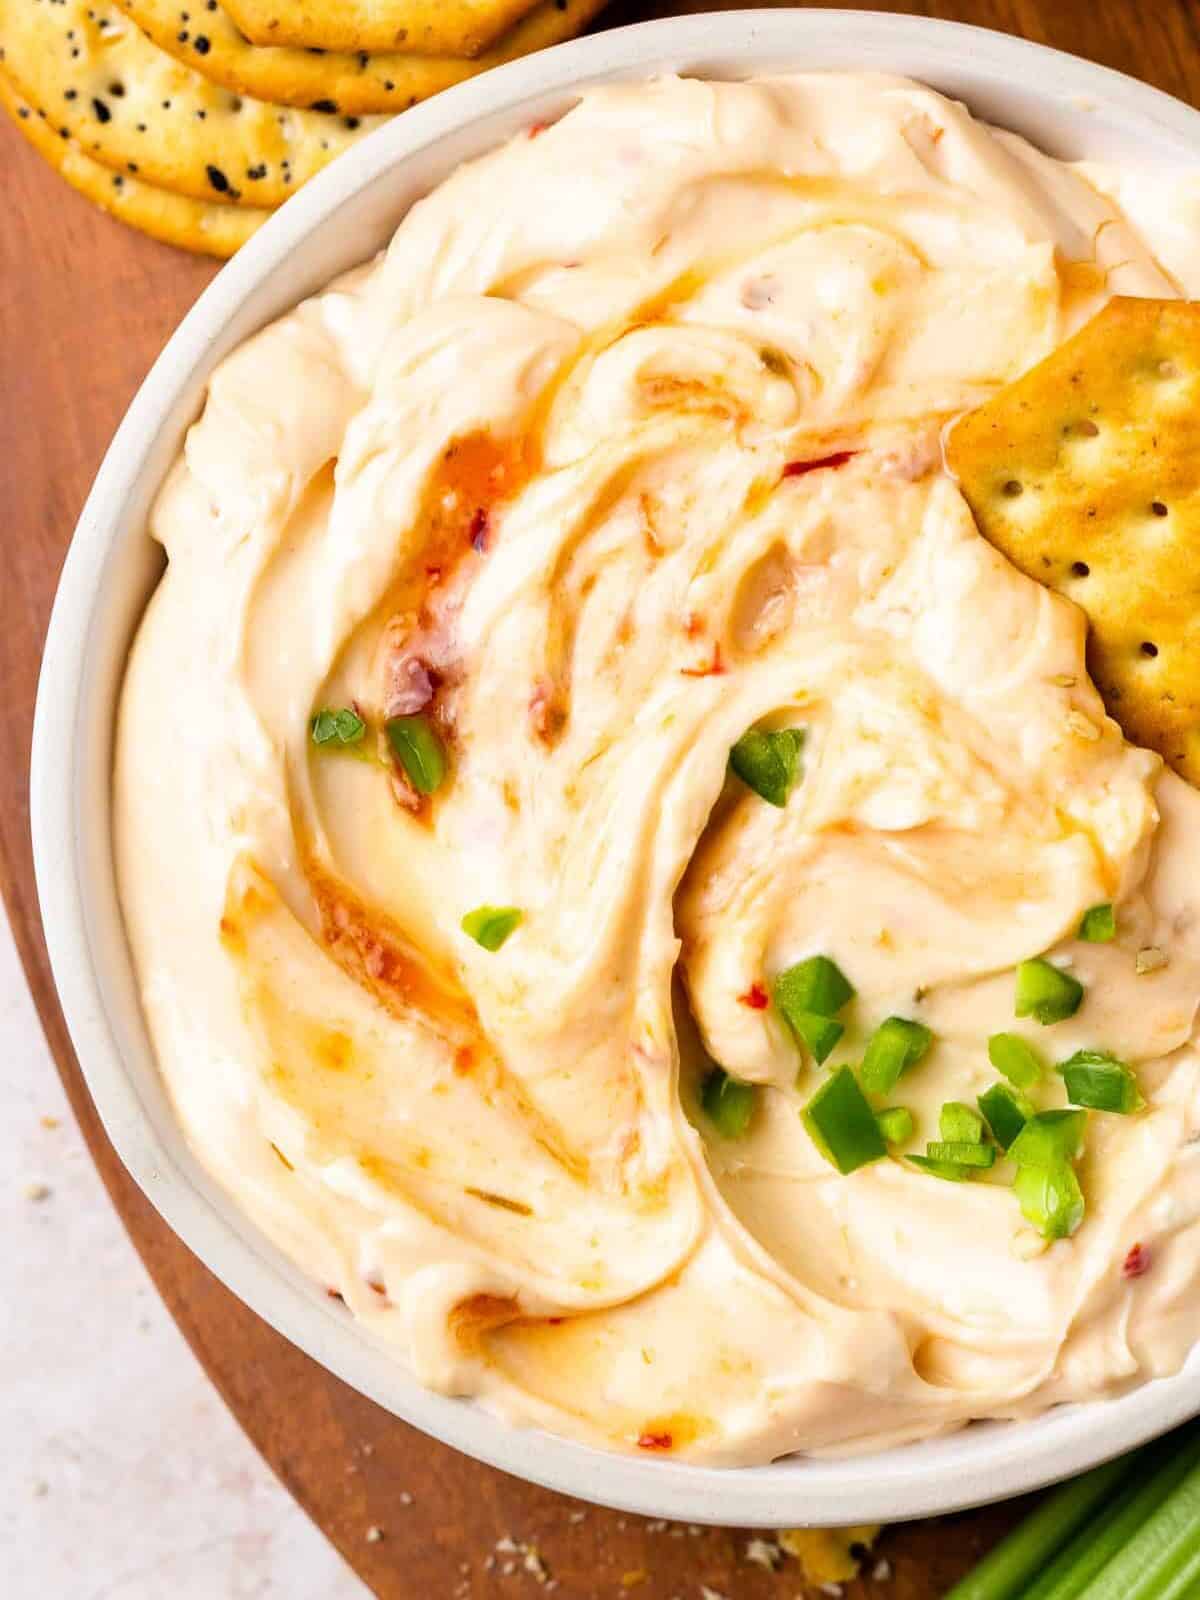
[4,4,1199,1595]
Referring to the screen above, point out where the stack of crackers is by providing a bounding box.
[0,0,607,256]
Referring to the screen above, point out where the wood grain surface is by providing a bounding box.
[3,4,1199,1596]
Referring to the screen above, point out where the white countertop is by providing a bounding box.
[1,913,367,1598]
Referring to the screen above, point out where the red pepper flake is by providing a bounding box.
[326,1287,346,1304]
[1123,1243,1151,1279]
[637,1431,674,1452]
[527,120,551,138]
[454,1045,475,1076]
[683,611,705,638]
[738,983,769,1010]
[546,1316,565,1326]
[469,507,490,553]
[680,643,726,678]
[782,450,857,480]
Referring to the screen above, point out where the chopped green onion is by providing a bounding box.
[311,706,366,746]
[774,955,855,1021]
[926,1140,997,1169]
[1014,1162,1084,1240]
[785,1010,844,1065]
[1079,902,1117,942]
[701,1067,757,1140]
[988,1032,1044,1088]
[802,1067,886,1174]
[461,905,523,952]
[729,726,805,807]
[978,1083,1032,1150]
[940,1101,985,1144]
[1015,958,1083,1024]
[875,1106,914,1145]
[1008,1108,1088,1169]
[1058,1049,1144,1114]
[386,714,447,794]
[907,1153,971,1182]
[860,1016,933,1095]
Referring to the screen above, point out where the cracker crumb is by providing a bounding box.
[745,1537,782,1569]
[24,1182,51,1203]
[568,1510,587,1524]
[365,1525,384,1544]
[700,1588,729,1600]
[1136,946,1169,974]
[873,1558,893,1581]
[1066,710,1101,742]
[31,1480,49,1498]
[819,1585,844,1598]
[40,1116,60,1130]
[647,1519,668,1534]
[398,1490,413,1505]
[621,1571,647,1588]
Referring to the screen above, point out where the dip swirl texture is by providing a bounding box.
[116,75,1200,1462]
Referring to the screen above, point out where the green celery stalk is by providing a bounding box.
[1022,1431,1199,1600]
[1077,1429,1200,1599]
[941,1450,1143,1600]
[943,1429,1200,1600]
[1153,1544,1200,1600]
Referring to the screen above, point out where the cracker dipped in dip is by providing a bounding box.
[115,75,1200,1463]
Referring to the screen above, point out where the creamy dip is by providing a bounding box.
[116,75,1200,1463]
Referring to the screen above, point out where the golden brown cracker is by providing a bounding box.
[0,0,387,208]
[0,70,268,255]
[221,0,542,57]
[948,296,1200,785]
[110,0,607,115]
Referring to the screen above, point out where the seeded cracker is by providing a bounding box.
[220,0,543,57]
[0,0,388,208]
[0,70,267,255]
[947,296,1200,786]
[110,0,608,115]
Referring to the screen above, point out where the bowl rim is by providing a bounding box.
[30,7,1200,1527]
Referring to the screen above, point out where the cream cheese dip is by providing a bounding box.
[115,74,1200,1463]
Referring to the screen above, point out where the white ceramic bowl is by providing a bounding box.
[31,8,1200,1527]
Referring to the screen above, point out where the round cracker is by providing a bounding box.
[109,0,608,115]
[221,0,542,57]
[0,70,268,256]
[0,0,388,208]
